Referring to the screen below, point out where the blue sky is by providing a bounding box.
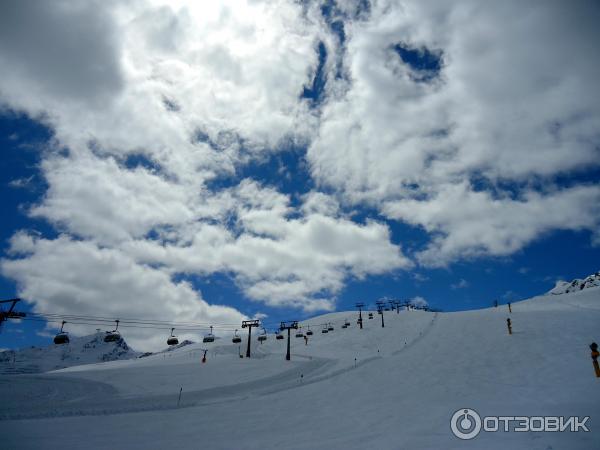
[1,1,599,351]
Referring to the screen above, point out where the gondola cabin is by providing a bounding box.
[53,321,69,345]
[203,326,215,343]
[167,328,179,346]
[54,332,69,345]
[104,331,121,342]
[104,320,121,342]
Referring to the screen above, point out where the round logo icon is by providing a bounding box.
[450,408,482,440]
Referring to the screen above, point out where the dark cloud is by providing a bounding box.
[0,0,123,104]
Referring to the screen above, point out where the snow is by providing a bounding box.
[0,332,138,375]
[1,287,599,449]
[548,270,600,295]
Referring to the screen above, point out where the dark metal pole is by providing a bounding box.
[376,301,385,328]
[356,302,365,330]
[246,326,252,358]
[286,328,291,361]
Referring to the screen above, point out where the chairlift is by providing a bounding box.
[327,323,334,331]
[276,330,284,340]
[104,320,121,342]
[232,329,242,344]
[203,325,215,343]
[257,328,267,343]
[306,326,313,336]
[53,320,70,345]
[321,325,328,334]
[295,327,304,338]
[167,327,179,346]
[368,313,374,319]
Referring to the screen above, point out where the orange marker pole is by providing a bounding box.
[591,343,600,378]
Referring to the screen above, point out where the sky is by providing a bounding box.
[1,0,599,351]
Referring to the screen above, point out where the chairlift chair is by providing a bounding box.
[203,325,215,343]
[232,329,242,344]
[167,327,179,346]
[327,323,334,331]
[276,330,284,340]
[306,326,313,336]
[104,320,121,342]
[257,328,267,343]
[295,327,304,338]
[53,321,70,345]
[321,325,328,334]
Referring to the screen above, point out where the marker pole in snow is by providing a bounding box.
[355,302,365,329]
[506,318,512,335]
[177,387,182,406]
[508,302,512,313]
[280,321,298,361]
[202,349,207,363]
[590,342,600,378]
[241,319,260,358]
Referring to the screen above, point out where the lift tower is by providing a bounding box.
[0,298,26,331]
[280,321,298,361]
[355,302,365,329]
[241,319,260,358]
[376,300,386,328]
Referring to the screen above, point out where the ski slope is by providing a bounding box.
[1,287,599,449]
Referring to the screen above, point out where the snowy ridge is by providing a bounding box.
[547,270,600,295]
[0,332,138,375]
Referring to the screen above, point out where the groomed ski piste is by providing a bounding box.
[1,287,599,449]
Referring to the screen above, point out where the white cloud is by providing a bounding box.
[1,0,599,335]
[122,182,411,310]
[29,151,195,244]
[383,182,600,266]
[0,0,322,179]
[2,234,246,351]
[409,296,428,308]
[450,278,469,290]
[308,0,600,264]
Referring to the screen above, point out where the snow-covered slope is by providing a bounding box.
[0,332,138,375]
[548,270,600,295]
[1,287,599,450]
